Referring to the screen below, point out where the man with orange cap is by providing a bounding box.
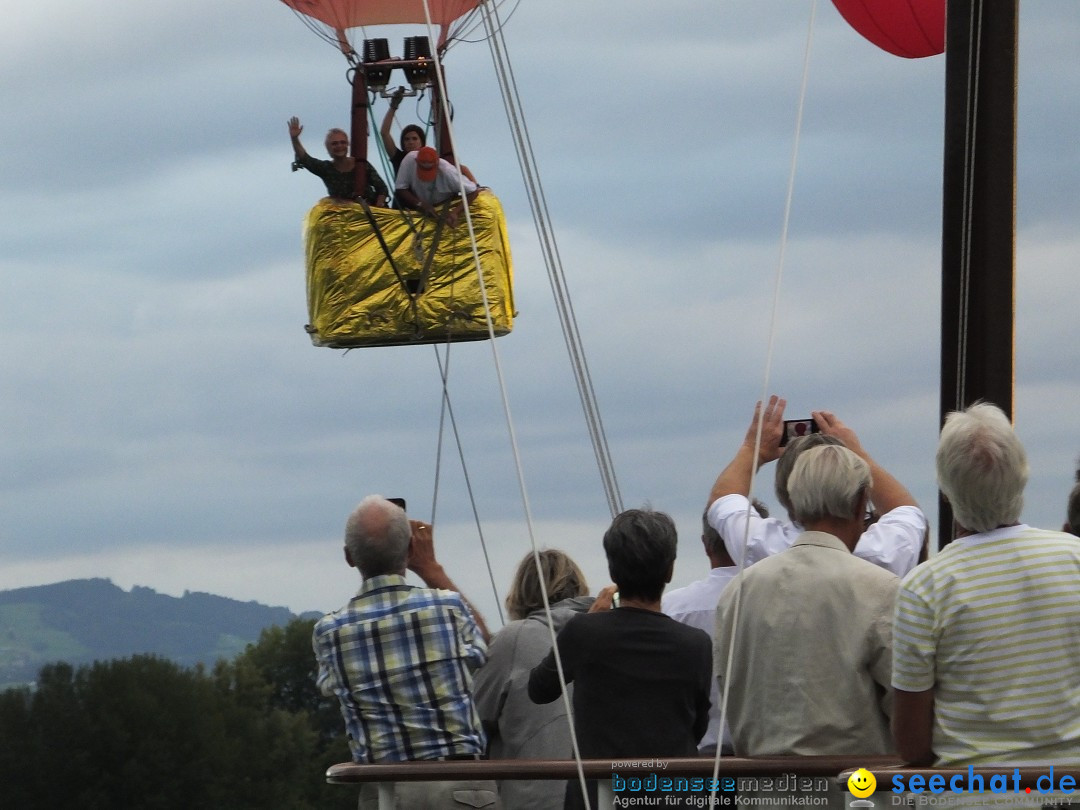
[395,145,479,227]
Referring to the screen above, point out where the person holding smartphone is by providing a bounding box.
[706,395,927,577]
[313,495,498,809]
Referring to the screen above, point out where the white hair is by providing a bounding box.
[787,444,871,525]
[937,402,1027,533]
[344,495,410,577]
[324,127,348,149]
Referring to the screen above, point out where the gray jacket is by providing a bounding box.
[473,596,594,809]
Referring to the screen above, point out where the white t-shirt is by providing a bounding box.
[395,151,477,206]
[708,494,926,577]
[662,566,740,752]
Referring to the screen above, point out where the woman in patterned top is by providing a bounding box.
[287,116,388,205]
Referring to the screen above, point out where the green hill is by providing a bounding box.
[0,578,312,687]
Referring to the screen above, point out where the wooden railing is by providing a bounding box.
[327,757,1080,809]
[328,755,897,809]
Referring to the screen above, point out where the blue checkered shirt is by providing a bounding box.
[314,574,488,762]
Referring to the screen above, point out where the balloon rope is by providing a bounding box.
[711,0,819,800]
[956,1,984,411]
[420,1,596,800]
[481,0,623,520]
[454,0,608,804]
[429,342,506,627]
[419,0,541,621]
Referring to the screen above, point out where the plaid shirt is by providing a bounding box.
[313,574,488,762]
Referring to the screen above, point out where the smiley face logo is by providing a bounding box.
[848,768,877,798]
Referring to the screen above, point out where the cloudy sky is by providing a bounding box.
[3,1,1077,624]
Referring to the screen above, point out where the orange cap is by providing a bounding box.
[416,146,439,181]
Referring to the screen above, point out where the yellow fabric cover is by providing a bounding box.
[303,191,514,348]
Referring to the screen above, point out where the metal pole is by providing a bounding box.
[351,69,370,198]
[938,0,1018,547]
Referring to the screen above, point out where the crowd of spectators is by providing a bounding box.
[312,398,1080,809]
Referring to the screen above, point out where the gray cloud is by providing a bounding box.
[1,1,1077,616]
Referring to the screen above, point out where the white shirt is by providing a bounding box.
[395,150,478,206]
[707,494,925,577]
[662,566,740,753]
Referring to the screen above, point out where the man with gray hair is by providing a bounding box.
[892,403,1080,768]
[313,495,498,809]
[714,444,898,765]
[707,395,926,576]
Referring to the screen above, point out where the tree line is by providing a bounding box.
[0,617,356,809]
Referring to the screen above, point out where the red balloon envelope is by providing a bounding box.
[830,0,945,58]
[280,0,482,31]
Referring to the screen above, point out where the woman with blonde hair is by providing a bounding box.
[504,549,589,621]
[473,550,593,809]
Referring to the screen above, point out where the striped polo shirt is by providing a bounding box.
[892,525,1080,765]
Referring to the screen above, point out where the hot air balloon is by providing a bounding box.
[830,0,945,58]
[280,0,514,348]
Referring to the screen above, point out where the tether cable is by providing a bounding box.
[711,1,818,802]
[428,340,507,627]
[418,0,595,805]
[955,1,984,411]
[480,0,623,520]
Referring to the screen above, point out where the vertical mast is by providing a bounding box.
[938,0,1018,547]
[351,69,371,198]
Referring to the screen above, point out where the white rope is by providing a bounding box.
[418,0,611,803]
[480,0,624,519]
[429,342,506,626]
[956,1,985,411]
[417,5,576,723]
[712,0,819,799]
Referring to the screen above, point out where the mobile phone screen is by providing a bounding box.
[779,419,819,447]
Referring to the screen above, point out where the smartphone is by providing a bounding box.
[387,497,407,511]
[779,418,819,447]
